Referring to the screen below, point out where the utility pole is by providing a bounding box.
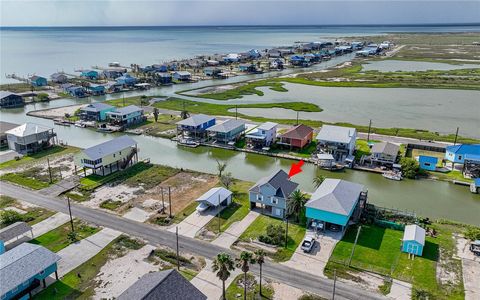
[67,196,74,232]
[332,269,337,300]
[348,226,362,266]
[217,194,221,233]
[168,186,172,218]
[285,217,289,248]
[296,111,299,125]
[176,226,180,270]
[367,119,372,142]
[453,127,459,145]
[47,158,53,183]
[161,186,165,211]
[235,105,238,120]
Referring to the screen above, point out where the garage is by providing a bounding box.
[195,187,232,212]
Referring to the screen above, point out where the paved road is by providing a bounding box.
[1,182,384,300]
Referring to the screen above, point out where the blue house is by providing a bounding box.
[29,75,48,87]
[419,155,438,171]
[305,179,367,231]
[445,144,480,165]
[65,85,86,97]
[156,73,172,84]
[80,102,115,121]
[172,71,191,81]
[87,84,106,95]
[0,243,61,300]
[106,105,145,128]
[290,55,307,66]
[402,224,426,257]
[207,119,245,144]
[116,74,137,86]
[81,70,100,80]
[176,114,215,140]
[249,169,299,219]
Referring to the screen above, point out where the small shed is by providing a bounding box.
[419,155,438,171]
[196,187,232,208]
[29,76,48,87]
[402,224,426,256]
[0,222,33,243]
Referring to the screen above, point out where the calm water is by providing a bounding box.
[362,60,480,72]
[2,25,480,83]
[1,101,479,226]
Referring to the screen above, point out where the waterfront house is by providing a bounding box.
[79,102,115,122]
[419,155,438,171]
[305,179,367,232]
[207,119,245,145]
[80,70,100,80]
[50,72,68,83]
[267,49,282,58]
[172,71,191,81]
[445,144,480,166]
[6,123,56,154]
[106,105,145,128]
[196,187,232,212]
[402,224,426,257]
[290,55,308,67]
[0,91,24,108]
[249,169,299,219]
[103,68,124,79]
[278,124,314,150]
[65,85,86,97]
[370,142,400,165]
[316,125,357,162]
[238,63,258,73]
[116,74,137,86]
[247,49,261,59]
[245,122,278,149]
[269,58,284,70]
[203,67,223,77]
[176,114,216,140]
[0,243,61,300]
[29,75,48,87]
[0,121,19,148]
[118,269,207,300]
[74,135,138,176]
[87,84,106,95]
[105,82,122,93]
[156,73,172,84]
[223,53,241,63]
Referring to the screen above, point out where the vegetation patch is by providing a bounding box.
[99,199,124,211]
[226,273,274,300]
[0,145,78,170]
[0,171,52,190]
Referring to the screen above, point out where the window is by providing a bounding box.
[39,269,45,275]
[458,155,462,160]
[424,163,431,166]
[257,194,263,201]
[113,154,116,158]
[271,197,278,204]
[119,151,122,155]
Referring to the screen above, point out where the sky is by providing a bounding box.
[1,0,479,27]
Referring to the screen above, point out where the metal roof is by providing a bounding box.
[82,135,137,161]
[196,187,232,206]
[371,142,399,156]
[316,125,356,144]
[403,224,426,246]
[176,114,215,127]
[257,122,278,131]
[0,243,60,297]
[280,124,313,140]
[207,119,245,133]
[174,71,191,76]
[80,102,114,112]
[5,123,53,137]
[0,121,20,135]
[0,91,20,99]
[446,144,480,156]
[118,269,206,300]
[249,169,299,198]
[0,222,32,242]
[107,105,143,116]
[306,179,364,216]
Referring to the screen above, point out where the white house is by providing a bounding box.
[245,122,278,149]
[316,125,357,162]
[6,123,57,154]
[370,142,400,165]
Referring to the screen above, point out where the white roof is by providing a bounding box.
[317,153,335,160]
[257,122,278,131]
[5,123,52,137]
[195,187,232,206]
[403,224,426,246]
[316,125,356,144]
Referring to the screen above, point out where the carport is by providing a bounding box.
[195,187,232,210]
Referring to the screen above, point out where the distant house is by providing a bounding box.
[106,105,145,128]
[80,70,100,80]
[0,91,24,108]
[278,124,314,149]
[103,69,124,79]
[29,75,48,87]
[419,155,438,171]
[402,224,426,257]
[445,144,480,166]
[87,84,106,95]
[207,119,245,145]
[156,73,172,85]
[116,74,137,86]
[50,73,68,83]
[65,85,86,98]
[316,125,357,162]
[247,49,261,59]
[0,121,19,148]
[118,269,206,300]
[249,169,299,219]
[290,55,308,66]
[196,187,232,211]
[6,123,56,154]
[79,103,115,122]
[305,179,367,232]
[238,63,257,73]
[223,53,241,63]
[245,122,278,149]
[172,71,191,81]
[176,114,216,140]
[370,142,400,165]
[269,58,284,70]
[203,67,222,77]
[0,243,61,300]
[74,135,138,176]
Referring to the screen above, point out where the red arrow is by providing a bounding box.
[288,160,304,178]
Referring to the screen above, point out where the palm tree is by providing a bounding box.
[236,251,256,300]
[313,174,326,188]
[288,189,307,223]
[216,159,227,177]
[212,252,235,300]
[254,249,266,296]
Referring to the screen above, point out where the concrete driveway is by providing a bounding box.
[281,229,343,277]
[169,206,224,238]
[191,259,241,300]
[456,237,480,300]
[211,210,259,248]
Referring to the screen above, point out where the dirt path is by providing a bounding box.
[211,210,259,248]
[456,237,480,300]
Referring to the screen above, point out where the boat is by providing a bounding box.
[53,119,71,126]
[74,121,86,128]
[382,171,402,181]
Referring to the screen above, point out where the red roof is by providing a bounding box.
[280,124,314,140]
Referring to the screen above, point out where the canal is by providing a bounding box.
[1,100,479,226]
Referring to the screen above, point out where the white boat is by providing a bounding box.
[382,171,402,181]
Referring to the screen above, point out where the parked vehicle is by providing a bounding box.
[301,236,316,253]
[470,240,480,256]
[196,202,210,212]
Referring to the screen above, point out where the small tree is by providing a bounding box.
[220,172,234,190]
[312,174,326,188]
[212,252,235,300]
[153,107,160,122]
[36,93,49,102]
[139,95,149,106]
[216,159,227,177]
[288,189,307,223]
[400,157,420,179]
[236,251,256,300]
[254,249,266,296]
[0,210,24,226]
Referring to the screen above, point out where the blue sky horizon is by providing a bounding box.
[1,1,479,27]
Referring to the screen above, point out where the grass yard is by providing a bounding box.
[226,273,274,300]
[0,195,17,208]
[0,172,51,190]
[239,214,306,262]
[408,149,444,166]
[171,200,198,224]
[99,199,124,211]
[0,146,78,170]
[355,139,373,160]
[429,170,473,183]
[105,95,152,107]
[30,219,100,252]
[134,115,180,138]
[34,235,145,300]
[1,207,55,229]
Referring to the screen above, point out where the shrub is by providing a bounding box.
[258,224,285,246]
[400,157,420,179]
[36,93,49,101]
[0,210,25,226]
[464,227,480,241]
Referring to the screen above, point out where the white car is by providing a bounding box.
[301,236,316,253]
[196,202,210,212]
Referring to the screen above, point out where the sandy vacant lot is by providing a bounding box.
[28,104,85,119]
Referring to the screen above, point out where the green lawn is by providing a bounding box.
[429,170,473,183]
[34,235,145,300]
[178,268,199,281]
[355,139,372,160]
[1,207,55,229]
[105,95,152,107]
[226,274,274,300]
[0,195,17,208]
[172,200,198,224]
[0,172,51,190]
[99,199,124,211]
[0,146,78,170]
[239,214,306,262]
[30,219,100,252]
